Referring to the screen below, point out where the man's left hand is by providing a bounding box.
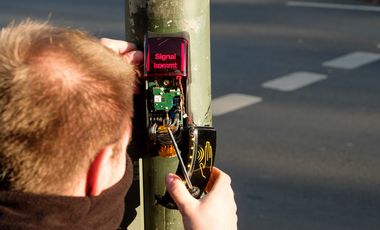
[100,38,143,65]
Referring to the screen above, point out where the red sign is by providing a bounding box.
[145,36,188,77]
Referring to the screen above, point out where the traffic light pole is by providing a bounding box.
[125,1,212,229]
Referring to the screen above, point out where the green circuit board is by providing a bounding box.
[152,87,181,111]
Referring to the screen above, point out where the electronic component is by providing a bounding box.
[145,33,188,157]
[144,32,216,209]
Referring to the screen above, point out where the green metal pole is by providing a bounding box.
[125,1,212,229]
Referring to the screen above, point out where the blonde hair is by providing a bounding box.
[0,20,136,195]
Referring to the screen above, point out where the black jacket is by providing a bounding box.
[0,171,132,230]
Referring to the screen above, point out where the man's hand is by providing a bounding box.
[166,168,238,230]
[100,38,143,65]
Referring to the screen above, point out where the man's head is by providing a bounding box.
[0,20,136,196]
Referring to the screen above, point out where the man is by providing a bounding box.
[0,20,237,229]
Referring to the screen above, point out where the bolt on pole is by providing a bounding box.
[125,0,212,229]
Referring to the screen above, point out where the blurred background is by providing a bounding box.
[1,0,379,229]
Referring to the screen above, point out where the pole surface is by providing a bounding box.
[125,1,212,229]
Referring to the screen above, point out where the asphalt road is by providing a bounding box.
[212,1,380,229]
[1,0,380,229]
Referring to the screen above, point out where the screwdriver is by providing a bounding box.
[167,127,194,190]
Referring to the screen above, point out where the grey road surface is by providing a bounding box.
[212,1,380,229]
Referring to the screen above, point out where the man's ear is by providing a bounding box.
[86,145,115,196]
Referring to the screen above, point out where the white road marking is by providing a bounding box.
[287,1,380,12]
[262,72,327,92]
[323,51,380,70]
[212,94,262,117]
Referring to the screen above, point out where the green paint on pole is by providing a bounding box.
[125,0,212,229]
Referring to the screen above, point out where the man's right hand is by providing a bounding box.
[165,168,238,230]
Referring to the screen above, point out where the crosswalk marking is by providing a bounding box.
[323,51,380,70]
[213,51,377,116]
[212,94,262,117]
[261,72,327,92]
[287,1,380,12]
